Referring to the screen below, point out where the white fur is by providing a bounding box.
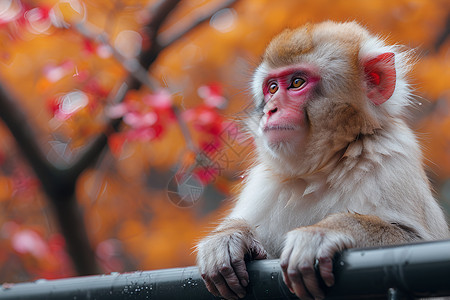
[230,119,448,257]
[229,22,449,257]
[197,23,449,299]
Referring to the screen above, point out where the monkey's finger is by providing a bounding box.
[201,274,220,297]
[211,270,239,300]
[250,239,268,260]
[281,269,294,294]
[318,256,335,287]
[299,261,325,300]
[231,258,249,288]
[227,243,249,297]
[219,263,246,299]
[287,269,314,300]
[280,248,294,292]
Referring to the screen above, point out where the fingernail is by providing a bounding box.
[241,279,248,287]
[325,278,335,287]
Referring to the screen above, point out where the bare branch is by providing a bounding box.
[0,0,239,276]
[435,14,450,52]
[74,22,159,90]
[145,0,182,40]
[66,0,184,177]
[158,0,238,50]
[0,0,237,206]
[0,83,99,275]
[0,84,55,190]
[68,0,242,186]
[131,0,182,84]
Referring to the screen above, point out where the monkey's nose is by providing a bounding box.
[267,107,278,117]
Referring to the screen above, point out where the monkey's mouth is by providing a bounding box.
[263,125,297,132]
[262,123,305,145]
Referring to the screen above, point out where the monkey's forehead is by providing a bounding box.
[263,21,370,68]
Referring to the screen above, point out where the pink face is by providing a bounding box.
[261,64,320,145]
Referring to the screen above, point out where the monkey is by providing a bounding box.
[196,21,449,300]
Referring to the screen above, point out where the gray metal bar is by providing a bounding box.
[1,239,450,299]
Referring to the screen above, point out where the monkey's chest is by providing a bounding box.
[250,187,357,258]
[250,190,328,258]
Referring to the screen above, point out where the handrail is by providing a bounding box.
[1,239,450,299]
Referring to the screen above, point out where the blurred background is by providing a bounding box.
[0,0,449,283]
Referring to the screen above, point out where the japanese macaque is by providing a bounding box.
[196,21,449,300]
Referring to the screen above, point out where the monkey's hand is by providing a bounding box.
[280,226,355,300]
[196,219,267,300]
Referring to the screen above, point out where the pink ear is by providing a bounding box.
[363,52,396,105]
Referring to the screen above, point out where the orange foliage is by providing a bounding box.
[0,0,448,283]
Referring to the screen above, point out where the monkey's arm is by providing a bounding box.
[280,212,419,300]
[196,219,267,300]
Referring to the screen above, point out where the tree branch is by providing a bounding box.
[0,0,240,276]
[69,0,228,173]
[435,14,450,52]
[158,0,238,50]
[0,83,98,275]
[145,0,182,39]
[0,84,58,193]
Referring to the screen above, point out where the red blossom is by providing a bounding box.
[25,6,50,23]
[183,105,225,136]
[126,124,164,142]
[11,229,49,258]
[108,133,127,156]
[200,137,222,155]
[106,90,176,145]
[194,165,219,184]
[123,111,157,128]
[43,60,75,83]
[46,97,60,116]
[3,222,74,279]
[11,170,39,195]
[106,103,128,119]
[96,239,124,273]
[23,6,52,35]
[0,0,24,25]
[198,83,227,108]
[143,89,172,109]
[82,38,96,55]
[83,79,109,100]
[49,90,90,120]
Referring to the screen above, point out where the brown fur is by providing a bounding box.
[258,21,384,176]
[316,213,420,247]
[197,21,449,300]
[263,21,367,69]
[263,25,313,67]
[213,218,254,235]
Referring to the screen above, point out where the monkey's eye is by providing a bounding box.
[289,77,305,89]
[268,82,278,94]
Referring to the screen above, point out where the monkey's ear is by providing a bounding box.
[363,52,396,105]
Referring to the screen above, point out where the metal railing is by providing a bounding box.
[1,239,450,300]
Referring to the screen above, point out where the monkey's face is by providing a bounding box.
[251,56,371,168]
[249,22,399,175]
[250,24,364,161]
[257,64,320,148]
